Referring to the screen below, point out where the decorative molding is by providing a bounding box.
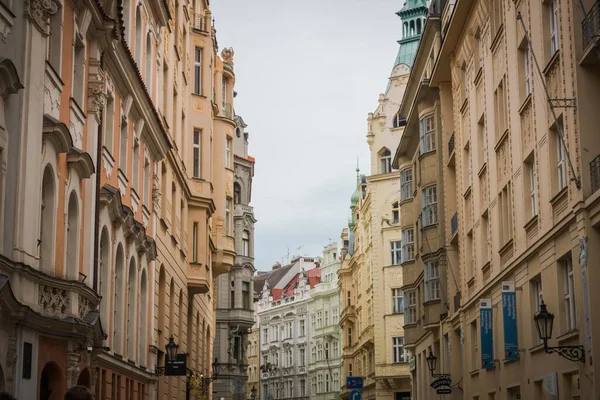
[0,58,23,98]
[43,114,73,153]
[67,147,95,179]
[25,0,59,34]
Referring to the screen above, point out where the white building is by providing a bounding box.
[255,257,319,400]
[307,243,342,400]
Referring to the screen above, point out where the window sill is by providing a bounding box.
[418,149,437,160]
[400,259,415,267]
[477,162,487,178]
[529,342,546,355]
[423,299,441,306]
[422,222,439,231]
[490,23,504,52]
[557,329,579,344]
[481,261,491,274]
[463,185,472,199]
[498,238,514,256]
[494,128,510,153]
[518,93,532,116]
[469,369,480,377]
[543,50,561,76]
[467,276,475,288]
[524,214,539,231]
[191,93,207,99]
[550,186,568,206]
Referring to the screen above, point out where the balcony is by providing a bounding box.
[188,262,210,295]
[234,204,254,217]
[220,103,234,119]
[193,12,210,32]
[591,154,600,194]
[583,0,600,53]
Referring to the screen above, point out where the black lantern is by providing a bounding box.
[165,336,179,362]
[250,385,257,399]
[534,301,554,343]
[425,350,437,376]
[533,301,585,363]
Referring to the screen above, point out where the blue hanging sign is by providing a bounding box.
[502,281,519,361]
[480,299,494,370]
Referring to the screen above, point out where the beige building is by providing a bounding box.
[245,317,260,399]
[0,0,243,398]
[392,0,600,398]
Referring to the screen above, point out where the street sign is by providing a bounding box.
[436,388,452,394]
[430,377,452,389]
[165,354,187,376]
[350,390,362,400]
[346,376,364,389]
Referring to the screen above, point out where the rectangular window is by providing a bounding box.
[226,138,232,169]
[508,386,521,400]
[419,115,436,154]
[242,230,250,256]
[525,155,537,218]
[192,222,198,262]
[405,291,417,324]
[477,117,486,170]
[225,198,232,236]
[242,282,250,309]
[120,119,128,170]
[425,260,441,301]
[317,311,323,328]
[494,77,508,141]
[392,202,399,224]
[299,348,306,366]
[422,186,438,226]
[333,341,339,358]
[222,77,227,109]
[347,326,352,346]
[104,95,115,152]
[73,36,86,107]
[299,319,306,336]
[392,288,404,314]
[390,240,402,265]
[523,43,531,97]
[471,319,479,371]
[562,255,576,331]
[549,0,558,55]
[194,47,202,94]
[557,130,567,191]
[400,168,413,201]
[263,328,268,343]
[402,227,415,262]
[332,308,338,324]
[499,182,513,245]
[380,149,392,174]
[193,129,201,178]
[491,0,503,36]
[392,337,406,363]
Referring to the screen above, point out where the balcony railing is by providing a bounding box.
[591,154,600,194]
[583,0,600,50]
[193,12,209,32]
[451,212,458,235]
[448,133,455,156]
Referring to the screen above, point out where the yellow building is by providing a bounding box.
[393,0,600,397]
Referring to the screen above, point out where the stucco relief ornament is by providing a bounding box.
[221,47,234,66]
[25,0,59,34]
[6,336,17,369]
[90,84,106,124]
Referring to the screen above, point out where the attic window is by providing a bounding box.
[393,113,407,128]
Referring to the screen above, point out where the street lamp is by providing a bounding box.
[425,350,450,380]
[165,336,179,361]
[534,301,585,363]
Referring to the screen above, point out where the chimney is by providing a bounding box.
[272,262,281,270]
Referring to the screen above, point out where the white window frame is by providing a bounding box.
[557,137,567,191]
[242,230,250,256]
[405,291,417,324]
[529,159,537,216]
[563,257,576,331]
[424,260,441,301]
[400,168,413,201]
[225,198,232,236]
[299,319,306,336]
[391,240,402,265]
[194,47,202,94]
[392,337,406,363]
[422,185,438,226]
[524,43,531,96]
[549,0,558,55]
[392,288,404,314]
[226,138,232,169]
[193,129,201,178]
[402,227,415,262]
[380,149,392,174]
[419,115,436,154]
[392,201,399,224]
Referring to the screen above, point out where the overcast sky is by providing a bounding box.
[211,0,403,270]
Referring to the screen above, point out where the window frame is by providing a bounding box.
[402,227,415,262]
[193,129,201,178]
[419,114,436,154]
[390,240,402,265]
[392,337,406,363]
[422,185,438,226]
[392,288,404,314]
[563,256,576,332]
[194,47,203,95]
[405,291,417,324]
[380,149,392,174]
[424,260,441,301]
[400,168,413,201]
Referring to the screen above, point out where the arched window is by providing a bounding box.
[39,166,56,275]
[403,22,408,38]
[161,162,167,218]
[234,182,241,204]
[126,257,137,361]
[65,191,80,279]
[139,268,148,366]
[113,244,125,355]
[99,227,111,326]
[145,32,152,89]
[135,7,142,65]
[171,182,177,226]
[392,201,399,224]
[379,148,392,174]
[393,113,406,128]
[242,230,250,257]
[417,18,422,34]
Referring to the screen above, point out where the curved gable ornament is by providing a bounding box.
[25,0,60,34]
[67,147,95,179]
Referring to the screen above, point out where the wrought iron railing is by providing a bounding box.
[451,212,458,235]
[448,133,455,156]
[582,0,600,50]
[590,154,600,194]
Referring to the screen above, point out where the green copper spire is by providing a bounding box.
[394,0,428,68]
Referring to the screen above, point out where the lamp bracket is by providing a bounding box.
[546,345,585,363]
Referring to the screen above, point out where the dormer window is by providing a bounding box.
[380,148,392,174]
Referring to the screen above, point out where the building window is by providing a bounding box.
[392,288,404,314]
[494,76,508,141]
[393,113,406,128]
[226,138,232,168]
[499,182,513,245]
[422,185,438,226]
[392,337,406,363]
[332,341,339,358]
[242,230,250,256]
[47,6,63,73]
[317,311,323,328]
[143,157,150,206]
[72,34,86,107]
[119,118,128,170]
[193,129,201,178]
[222,77,227,109]
[347,326,352,346]
[477,117,486,170]
[234,182,241,204]
[145,32,152,90]
[132,139,140,191]
[531,274,543,344]
[419,115,435,154]
[299,319,306,336]
[547,0,559,55]
[562,255,576,331]
[263,328,268,343]
[104,94,115,152]
[556,126,567,191]
[424,260,441,301]
[242,281,250,309]
[380,148,392,174]
[400,168,413,201]
[194,47,202,94]
[391,201,399,224]
[192,222,198,262]
[470,319,479,371]
[391,240,402,265]
[405,291,416,324]
[402,227,415,262]
[521,42,531,98]
[299,348,306,366]
[525,154,537,218]
[225,198,232,236]
[491,0,503,36]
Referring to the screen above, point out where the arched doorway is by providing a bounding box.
[76,368,91,388]
[39,362,63,400]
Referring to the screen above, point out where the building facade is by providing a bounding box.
[307,243,342,400]
[213,114,257,400]
[393,0,600,397]
[0,0,246,398]
[255,257,319,400]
